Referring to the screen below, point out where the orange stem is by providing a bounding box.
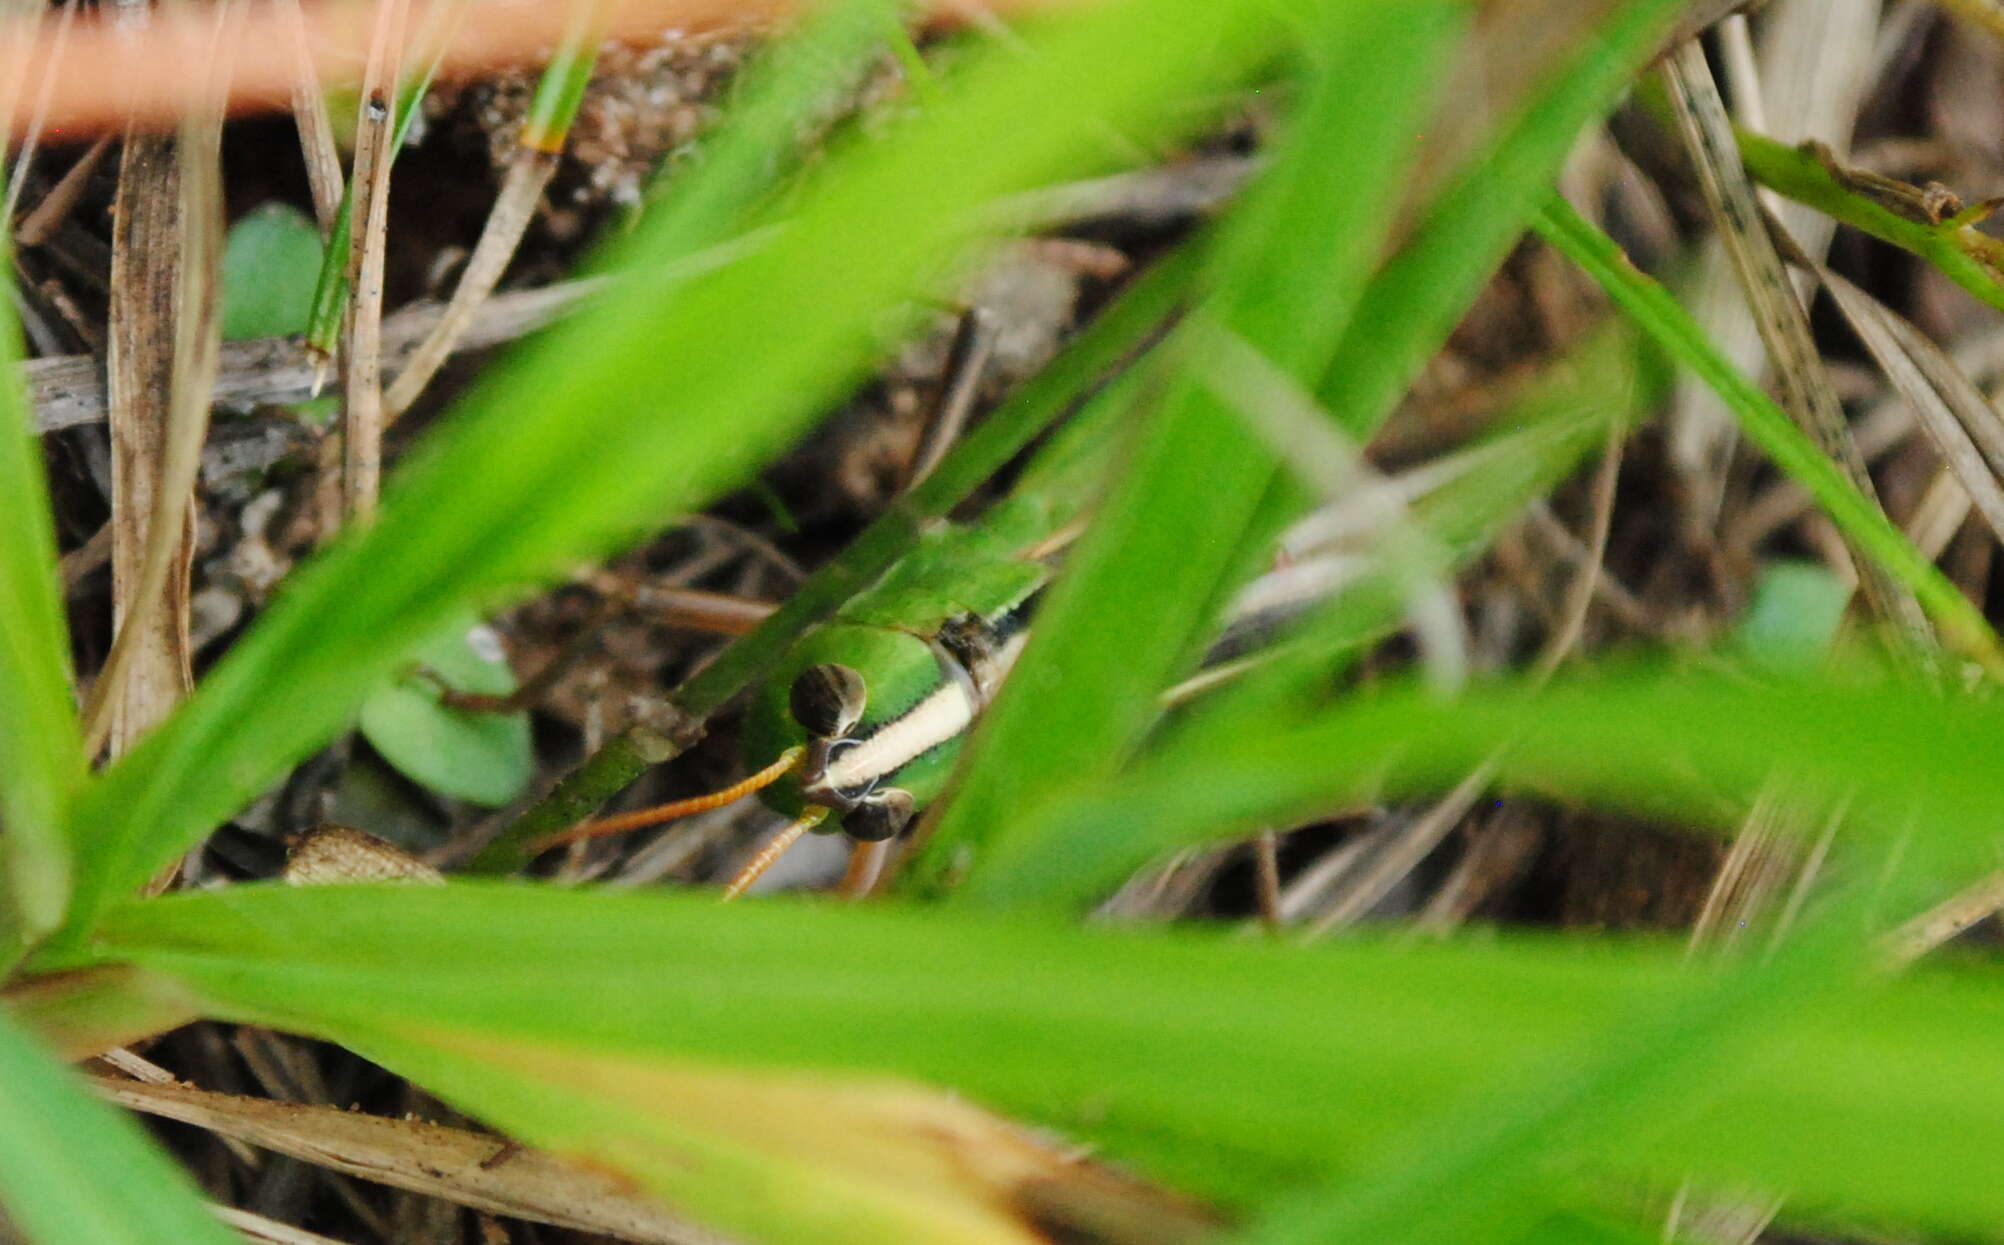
[721,806,827,901]
[535,745,803,851]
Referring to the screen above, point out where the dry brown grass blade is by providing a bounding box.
[83,1,232,763]
[1817,264,2004,545]
[1661,37,1935,654]
[95,1076,733,1245]
[1879,866,2004,965]
[382,145,556,421]
[380,0,600,421]
[93,128,197,755]
[1668,0,1881,537]
[14,133,111,247]
[281,0,343,233]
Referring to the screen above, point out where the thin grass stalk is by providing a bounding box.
[383,0,606,421]
[339,0,411,519]
[0,0,77,228]
[283,0,344,233]
[302,0,470,373]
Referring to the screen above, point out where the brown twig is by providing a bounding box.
[338,0,408,521]
[282,0,344,233]
[29,277,606,433]
[14,133,110,247]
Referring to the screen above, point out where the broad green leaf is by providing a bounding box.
[0,242,77,945]
[973,662,2002,910]
[358,616,531,806]
[1533,194,2004,669]
[918,1,1469,885]
[66,881,2004,1238]
[61,0,1302,936]
[0,1006,235,1245]
[218,202,323,340]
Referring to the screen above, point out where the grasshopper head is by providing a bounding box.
[743,624,960,840]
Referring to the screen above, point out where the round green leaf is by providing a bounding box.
[358,619,532,807]
[220,202,325,341]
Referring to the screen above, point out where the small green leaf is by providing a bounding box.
[219,202,325,341]
[357,617,531,807]
[1733,560,1852,668]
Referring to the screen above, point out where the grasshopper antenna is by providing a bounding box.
[721,806,829,901]
[535,746,805,852]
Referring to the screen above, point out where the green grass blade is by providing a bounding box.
[1150,322,1658,757]
[63,880,2004,1237]
[914,0,1469,887]
[1235,917,1860,1245]
[971,661,2004,911]
[0,1007,236,1245]
[1314,0,1687,438]
[1533,194,2004,670]
[941,324,1651,909]
[1627,76,2004,317]
[58,0,1303,937]
[519,1,603,154]
[0,249,77,945]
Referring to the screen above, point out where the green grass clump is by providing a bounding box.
[3,2,2004,1243]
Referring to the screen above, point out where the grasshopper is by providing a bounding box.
[722,380,1124,885]
[537,324,1628,896]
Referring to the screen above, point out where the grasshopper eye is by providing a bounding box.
[790,663,867,739]
[844,789,915,842]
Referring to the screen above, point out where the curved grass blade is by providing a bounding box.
[972,660,2004,910]
[61,879,2004,1238]
[1143,323,1654,751]
[0,1005,236,1245]
[914,0,1470,885]
[1313,0,1689,439]
[58,0,1306,937]
[1532,194,2004,672]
